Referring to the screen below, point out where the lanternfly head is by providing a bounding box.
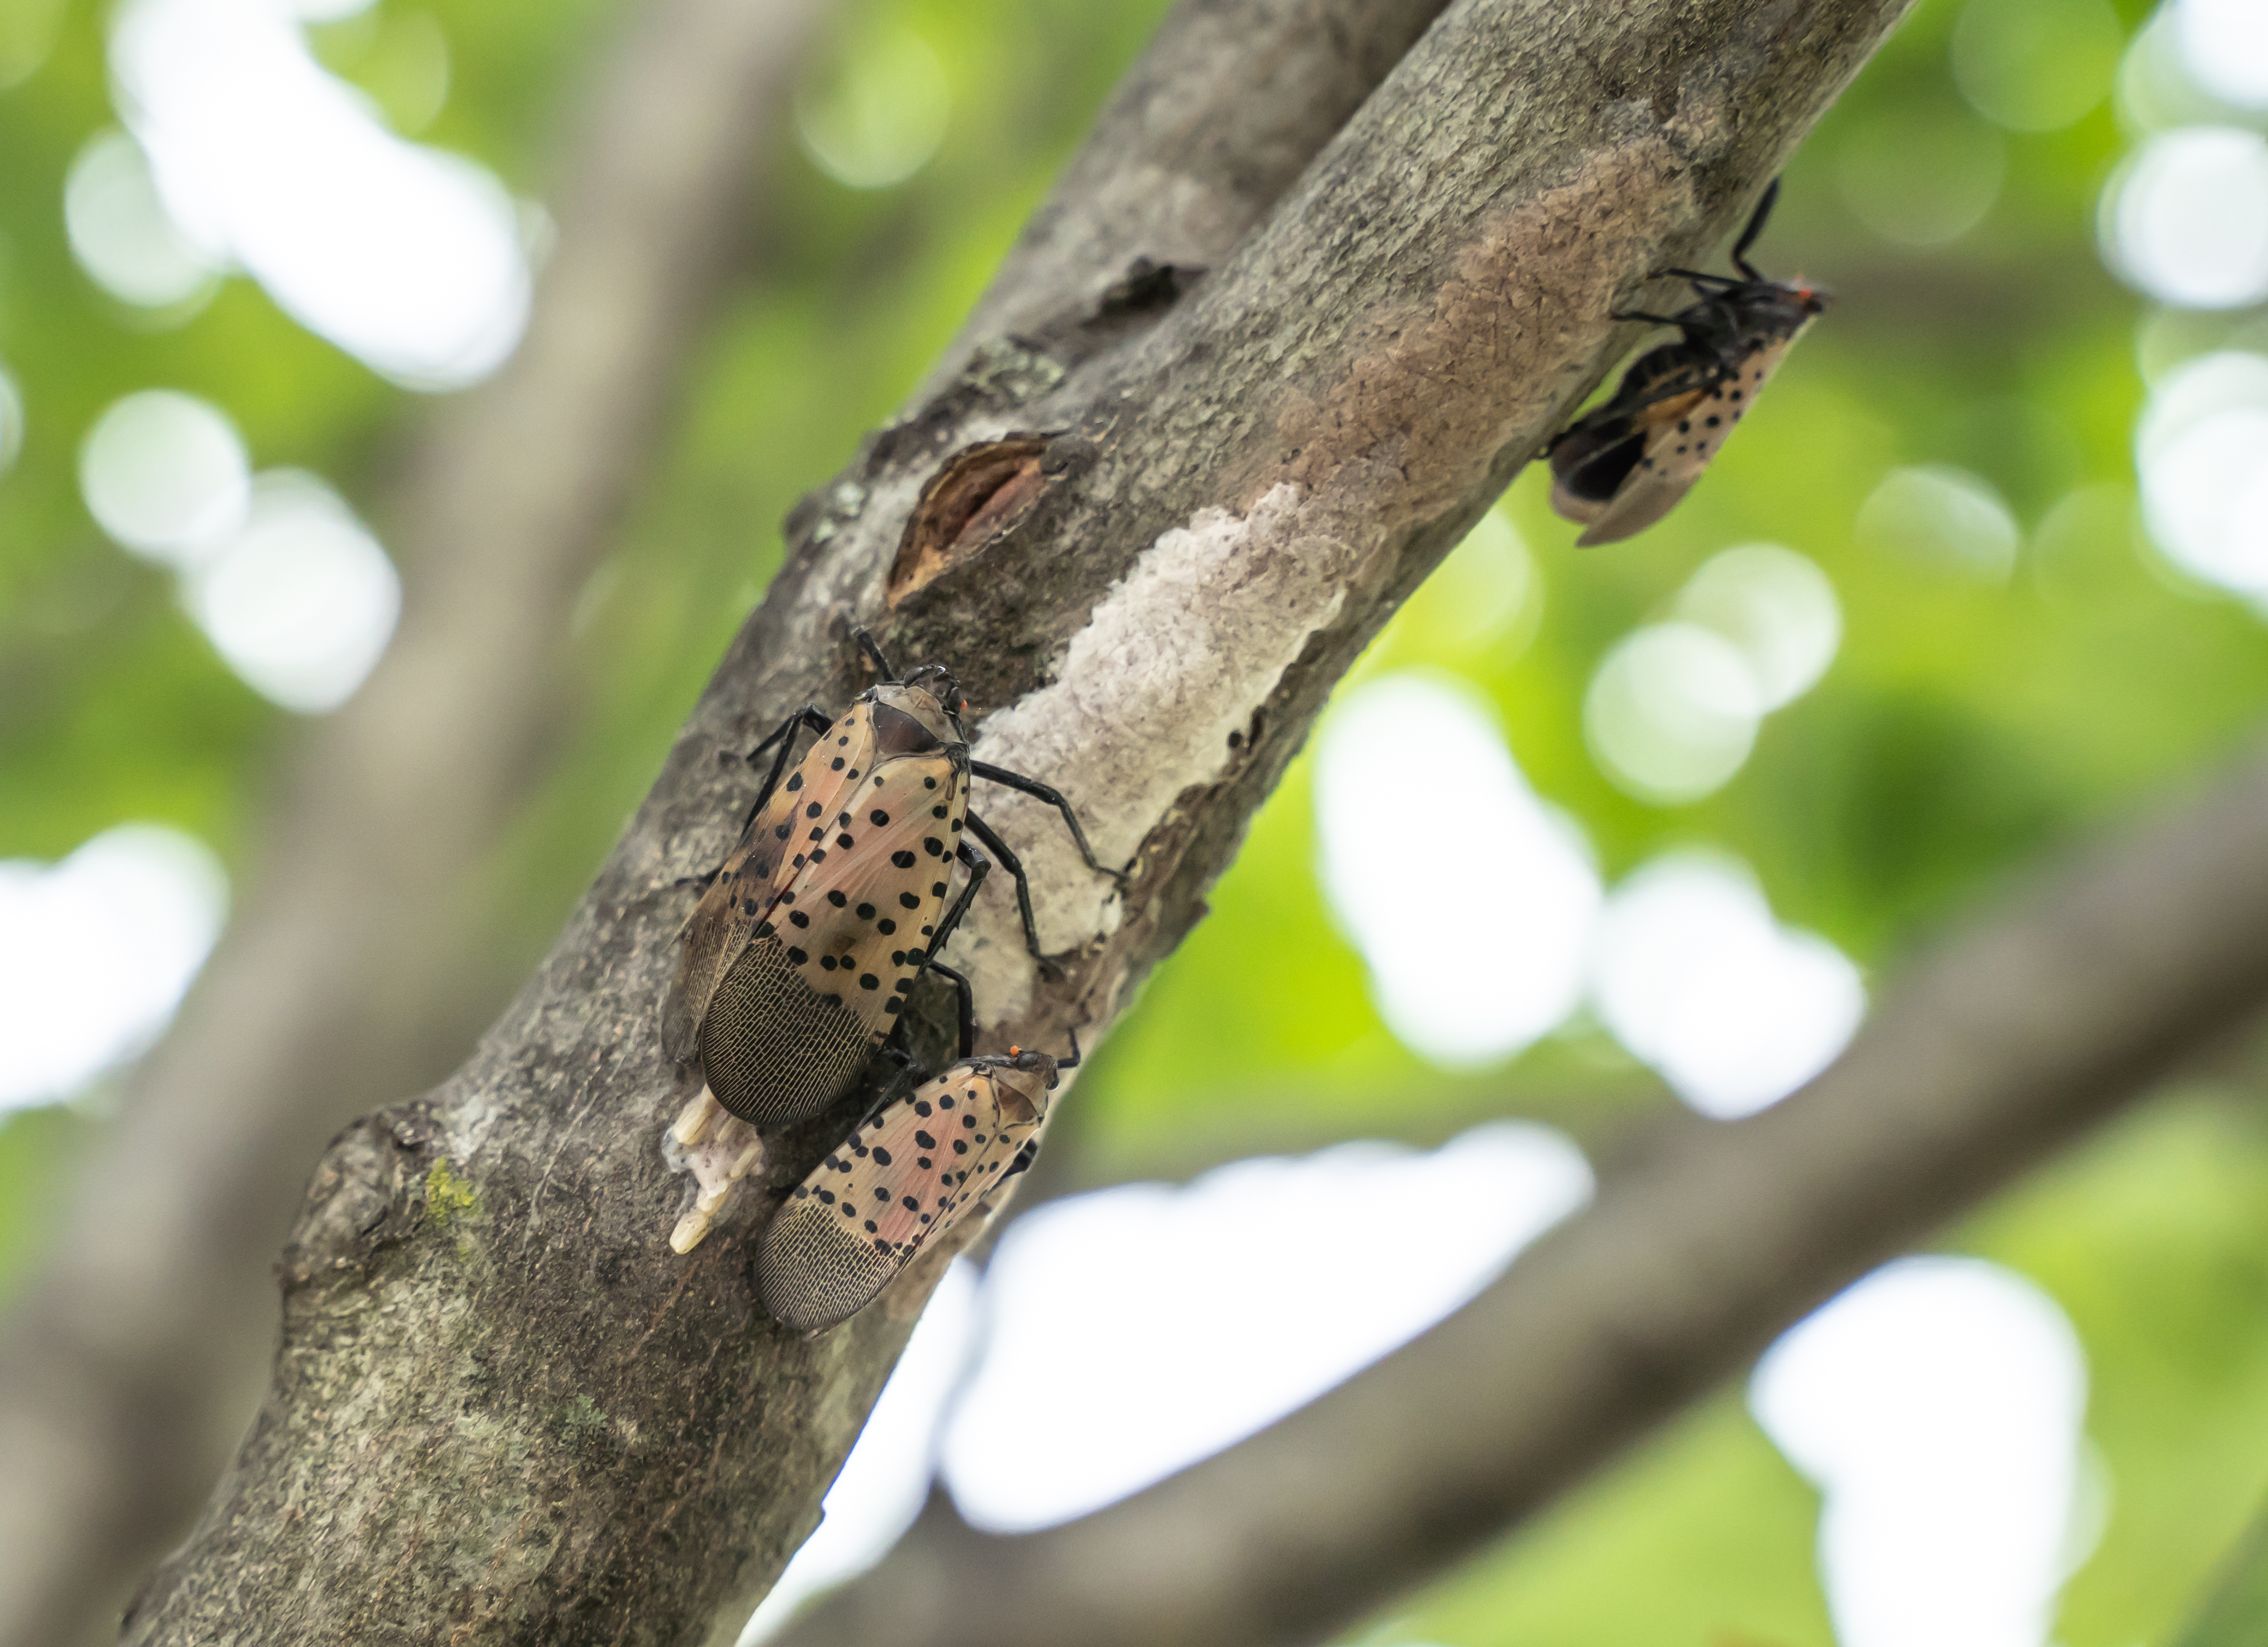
[869,660,968,750]
[995,1027,1082,1090]
[850,629,969,722]
[1000,1046,1054,1088]
[898,661,965,717]
[1737,278,1830,331]
[1036,1026,1082,1085]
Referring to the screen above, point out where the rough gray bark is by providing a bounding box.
[118,0,1913,1639]
[780,729,2268,1647]
[0,0,831,1640]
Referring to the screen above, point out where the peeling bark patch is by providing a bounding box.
[1264,143,1688,523]
[952,482,1348,1016]
[888,437,1053,606]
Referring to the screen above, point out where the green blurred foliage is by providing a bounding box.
[7,0,2268,1639]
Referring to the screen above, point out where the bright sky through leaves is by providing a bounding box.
[0,827,227,1112]
[1754,1258,2094,1647]
[108,0,528,388]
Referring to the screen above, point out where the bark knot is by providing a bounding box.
[278,1104,440,1290]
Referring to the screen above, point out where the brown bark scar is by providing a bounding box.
[888,435,1055,606]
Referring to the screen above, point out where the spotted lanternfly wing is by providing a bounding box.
[662,686,973,1127]
[760,1055,1053,1331]
[770,753,970,1011]
[1548,180,1828,547]
[1552,333,1804,547]
[661,702,882,1063]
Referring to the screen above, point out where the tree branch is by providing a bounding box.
[777,723,2268,1647]
[2177,1492,2268,1647]
[0,0,830,1640]
[913,0,1455,394]
[115,0,1913,1639]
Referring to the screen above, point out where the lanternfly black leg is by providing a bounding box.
[913,839,991,1058]
[853,627,898,682]
[969,761,1128,887]
[924,962,976,1060]
[1730,176,1779,281]
[854,1045,930,1132]
[1002,1138,1041,1181]
[1610,308,1687,327]
[925,839,990,957]
[1660,182,1779,287]
[738,705,834,833]
[675,704,830,886]
[964,811,1050,965]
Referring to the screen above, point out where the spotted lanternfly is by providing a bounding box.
[759,1036,1077,1331]
[1547,179,1829,547]
[662,631,1120,1135]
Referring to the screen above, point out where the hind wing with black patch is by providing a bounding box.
[1554,334,1803,547]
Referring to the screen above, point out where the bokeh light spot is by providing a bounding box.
[183,470,402,713]
[2102,127,2268,311]
[0,824,228,1112]
[1590,853,1865,1118]
[1952,0,2123,132]
[1583,623,1763,805]
[1838,105,2006,247]
[0,0,64,87]
[2173,0,2268,109]
[942,1124,1593,1532]
[284,0,378,23]
[1752,1257,2094,1647]
[1402,509,1541,654]
[1316,674,1601,1066]
[65,129,225,311]
[2135,350,2268,601]
[0,366,22,478]
[1673,543,1841,711]
[81,389,251,566]
[355,10,451,136]
[1856,464,2021,581]
[111,0,530,389]
[794,23,950,190]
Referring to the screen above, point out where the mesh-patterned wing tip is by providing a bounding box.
[758,1203,898,1331]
